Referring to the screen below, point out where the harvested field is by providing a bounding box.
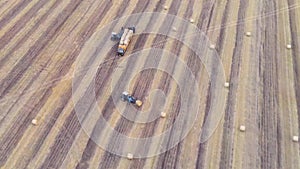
[0,0,300,169]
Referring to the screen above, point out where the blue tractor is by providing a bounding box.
[121,91,143,107]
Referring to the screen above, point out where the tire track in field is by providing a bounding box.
[24,0,117,167]
[0,0,111,127]
[0,0,83,99]
[154,37,205,169]
[0,0,52,52]
[0,0,11,12]
[219,0,248,168]
[136,2,197,169]
[129,34,187,169]
[75,1,156,168]
[0,88,52,167]
[287,0,300,142]
[0,1,94,166]
[17,2,115,167]
[0,0,32,31]
[38,0,151,168]
[155,5,222,169]
[20,90,73,168]
[2,0,299,168]
[0,0,62,69]
[75,34,149,169]
[96,8,176,169]
[0,0,63,126]
[0,1,19,19]
[259,1,280,168]
[152,39,187,169]
[0,0,83,127]
[60,3,150,167]
[192,0,225,168]
[72,1,165,167]
[241,1,263,168]
[0,0,84,134]
[213,0,231,54]
[23,0,116,166]
[97,0,187,168]
[100,2,192,168]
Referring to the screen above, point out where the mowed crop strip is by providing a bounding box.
[0,0,300,169]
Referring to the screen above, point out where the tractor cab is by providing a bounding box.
[111,27,124,41]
